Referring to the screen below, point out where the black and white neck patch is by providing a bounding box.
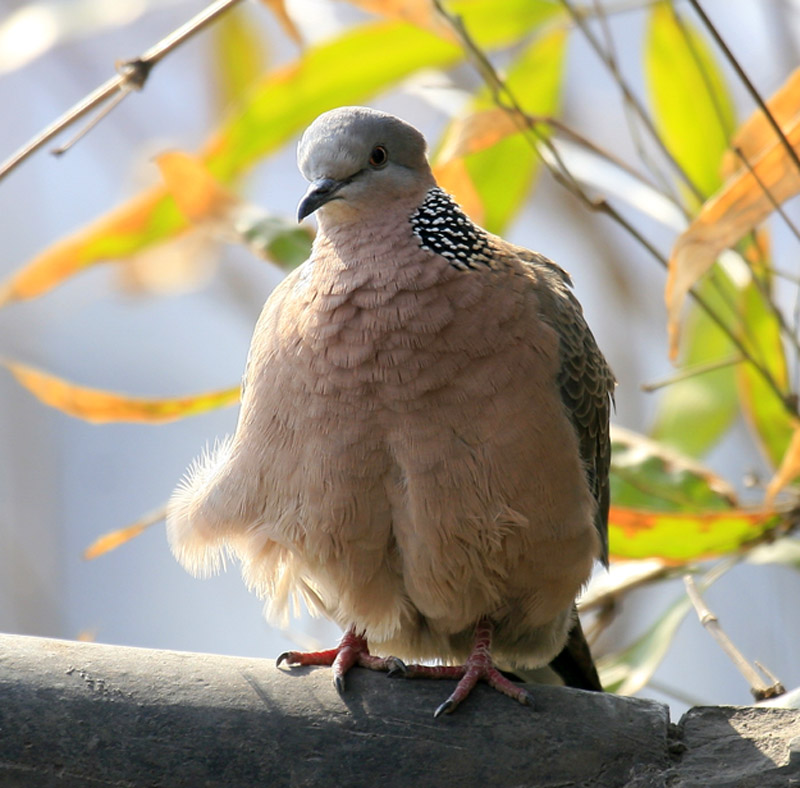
[410,188,496,271]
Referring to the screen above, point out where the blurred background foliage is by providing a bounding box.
[2,0,800,709]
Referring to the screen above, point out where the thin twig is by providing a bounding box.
[641,354,743,392]
[0,0,246,183]
[560,0,705,202]
[683,574,785,701]
[686,0,800,179]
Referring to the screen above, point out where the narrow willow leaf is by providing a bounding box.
[156,151,237,223]
[645,1,735,199]
[465,26,568,233]
[344,0,562,48]
[608,505,779,563]
[4,361,240,424]
[84,506,167,560]
[259,0,303,45]
[214,3,270,110]
[651,272,740,458]
[666,117,800,359]
[736,281,793,469]
[610,426,737,512]
[721,66,800,180]
[765,423,800,504]
[0,21,461,305]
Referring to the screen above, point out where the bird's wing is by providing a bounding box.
[516,250,615,566]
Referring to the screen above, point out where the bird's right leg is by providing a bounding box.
[277,626,401,693]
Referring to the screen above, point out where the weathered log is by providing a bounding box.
[0,634,798,787]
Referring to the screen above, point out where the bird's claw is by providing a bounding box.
[386,656,407,678]
[433,699,455,718]
[333,674,346,694]
[276,651,292,667]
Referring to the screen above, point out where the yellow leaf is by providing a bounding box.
[0,187,179,306]
[83,506,166,560]
[665,116,800,360]
[155,151,237,223]
[721,67,800,180]
[766,421,800,504]
[4,360,240,424]
[259,0,303,45]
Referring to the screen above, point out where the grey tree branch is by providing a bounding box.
[0,0,246,183]
[683,574,785,702]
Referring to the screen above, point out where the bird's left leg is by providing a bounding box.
[396,617,533,717]
[277,626,401,693]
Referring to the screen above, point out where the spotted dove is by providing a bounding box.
[167,106,615,716]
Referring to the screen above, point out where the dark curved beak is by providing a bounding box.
[297,177,345,222]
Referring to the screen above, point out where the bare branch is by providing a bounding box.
[0,0,247,183]
[683,574,785,701]
[640,354,743,393]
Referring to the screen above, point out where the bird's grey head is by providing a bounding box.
[296,106,435,224]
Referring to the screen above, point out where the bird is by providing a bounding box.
[167,106,615,717]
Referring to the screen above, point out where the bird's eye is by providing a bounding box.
[368,146,388,168]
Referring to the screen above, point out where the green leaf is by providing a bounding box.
[208,20,461,182]
[736,275,793,469]
[212,3,269,110]
[240,214,313,269]
[608,506,779,563]
[450,0,562,49]
[644,1,736,198]
[466,26,568,233]
[651,271,740,458]
[2,21,462,304]
[610,427,736,511]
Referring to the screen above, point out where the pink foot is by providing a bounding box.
[277,627,401,693]
[398,618,533,717]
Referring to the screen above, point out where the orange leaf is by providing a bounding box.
[766,421,800,504]
[721,67,800,180]
[432,109,527,225]
[83,506,166,560]
[343,0,441,32]
[4,360,240,424]
[665,116,800,360]
[259,0,303,45]
[433,159,485,224]
[436,108,520,164]
[155,151,237,223]
[0,187,178,306]
[608,505,779,563]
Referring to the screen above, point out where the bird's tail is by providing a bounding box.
[547,609,603,691]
